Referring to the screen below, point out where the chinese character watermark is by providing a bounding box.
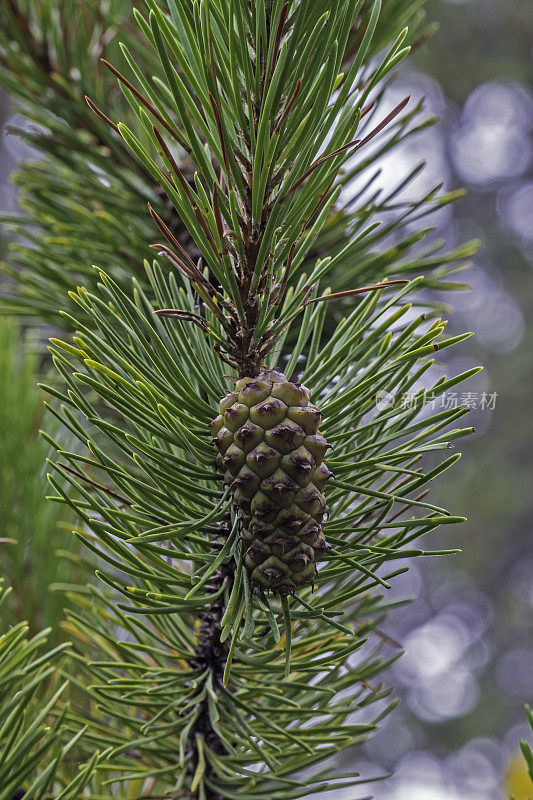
[376,390,499,411]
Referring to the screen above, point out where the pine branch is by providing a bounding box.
[0,1,479,797]
[188,517,234,799]
[0,0,478,326]
[43,264,475,796]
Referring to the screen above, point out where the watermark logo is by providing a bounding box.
[376,390,395,411]
[375,390,498,412]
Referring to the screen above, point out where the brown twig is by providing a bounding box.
[155,309,210,333]
[148,204,198,274]
[101,58,190,152]
[57,463,134,507]
[212,182,225,247]
[281,97,410,201]
[304,279,409,306]
[84,95,120,134]
[270,3,289,76]
[152,126,197,205]
[300,173,338,229]
[274,78,301,134]
[273,242,295,305]
[208,92,231,180]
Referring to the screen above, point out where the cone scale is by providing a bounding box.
[211,370,332,595]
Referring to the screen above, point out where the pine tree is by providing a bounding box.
[0,1,481,798]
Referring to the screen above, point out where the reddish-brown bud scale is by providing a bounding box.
[210,370,332,595]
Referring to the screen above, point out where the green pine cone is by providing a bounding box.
[210,370,332,595]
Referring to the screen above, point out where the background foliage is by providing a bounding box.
[348,1,533,798]
[0,320,77,637]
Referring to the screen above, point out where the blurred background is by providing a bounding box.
[358,0,533,797]
[0,0,532,798]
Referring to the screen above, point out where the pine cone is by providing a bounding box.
[211,370,332,595]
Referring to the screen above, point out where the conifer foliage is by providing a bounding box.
[0,1,480,798]
[0,0,476,324]
[0,581,94,799]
